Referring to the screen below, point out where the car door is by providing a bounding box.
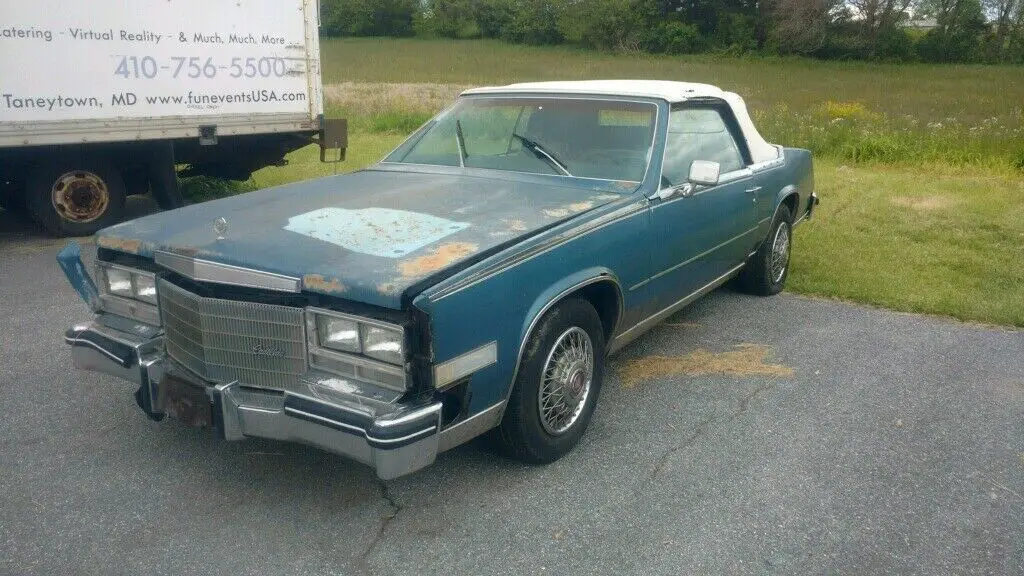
[644,103,758,314]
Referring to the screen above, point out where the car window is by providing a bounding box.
[388,97,657,183]
[661,107,745,187]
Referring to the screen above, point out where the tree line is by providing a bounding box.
[320,0,1024,63]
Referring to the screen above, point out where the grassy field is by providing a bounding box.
[321,38,1024,170]
[187,38,1024,327]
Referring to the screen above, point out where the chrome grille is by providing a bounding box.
[158,279,306,388]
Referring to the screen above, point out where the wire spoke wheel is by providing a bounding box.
[537,326,594,435]
[770,222,790,284]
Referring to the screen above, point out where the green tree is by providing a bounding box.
[417,0,478,38]
[916,0,987,61]
[320,0,419,37]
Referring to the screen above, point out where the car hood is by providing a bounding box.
[96,166,629,309]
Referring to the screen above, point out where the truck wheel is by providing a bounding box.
[26,156,126,236]
[495,298,605,464]
[738,204,793,296]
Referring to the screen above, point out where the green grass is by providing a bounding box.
[182,38,1024,327]
[791,162,1024,326]
[321,38,1024,171]
[320,38,1024,124]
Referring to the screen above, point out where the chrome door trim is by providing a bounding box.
[155,251,301,293]
[438,400,507,452]
[429,201,645,302]
[650,167,753,202]
[608,263,745,354]
[748,147,786,172]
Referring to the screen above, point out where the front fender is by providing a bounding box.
[516,267,623,358]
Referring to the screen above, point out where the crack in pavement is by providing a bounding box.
[358,481,402,563]
[645,377,781,484]
[645,414,719,483]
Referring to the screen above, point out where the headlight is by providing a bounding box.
[104,267,133,298]
[306,308,408,391]
[133,274,158,304]
[361,324,403,365]
[95,263,161,325]
[99,263,158,304]
[316,315,360,353]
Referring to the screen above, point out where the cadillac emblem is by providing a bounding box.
[213,217,228,240]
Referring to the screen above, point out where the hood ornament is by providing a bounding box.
[213,217,228,240]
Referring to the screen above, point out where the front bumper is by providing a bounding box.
[65,319,442,480]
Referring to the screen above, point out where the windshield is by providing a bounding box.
[386,97,658,183]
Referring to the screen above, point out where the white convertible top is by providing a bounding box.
[462,80,780,164]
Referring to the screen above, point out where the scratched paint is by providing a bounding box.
[285,207,470,258]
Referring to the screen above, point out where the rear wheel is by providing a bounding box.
[738,204,792,296]
[26,155,126,236]
[495,298,605,464]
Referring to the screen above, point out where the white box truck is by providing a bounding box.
[0,0,346,235]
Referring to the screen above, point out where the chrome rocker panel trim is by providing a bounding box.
[609,263,745,354]
[66,321,442,480]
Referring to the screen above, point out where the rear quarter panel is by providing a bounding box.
[751,148,814,241]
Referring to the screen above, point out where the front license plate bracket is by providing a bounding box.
[159,375,213,428]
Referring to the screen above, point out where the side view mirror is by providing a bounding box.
[688,160,721,186]
[651,159,722,202]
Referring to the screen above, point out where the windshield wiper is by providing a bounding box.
[455,119,468,168]
[511,133,572,176]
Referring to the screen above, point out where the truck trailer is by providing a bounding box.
[0,0,345,236]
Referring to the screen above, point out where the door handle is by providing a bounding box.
[745,186,762,194]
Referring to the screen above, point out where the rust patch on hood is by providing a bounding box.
[545,201,599,219]
[303,274,347,294]
[398,242,478,278]
[96,235,143,254]
[543,208,571,218]
[505,218,528,232]
[377,282,398,296]
[618,344,794,388]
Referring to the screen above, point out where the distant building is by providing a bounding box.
[903,18,938,31]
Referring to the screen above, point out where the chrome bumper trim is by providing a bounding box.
[794,192,819,227]
[66,320,442,480]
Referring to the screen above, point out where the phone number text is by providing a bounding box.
[114,56,295,80]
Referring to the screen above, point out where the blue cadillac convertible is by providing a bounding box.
[59,81,817,479]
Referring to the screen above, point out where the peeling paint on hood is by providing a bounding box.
[95,167,629,309]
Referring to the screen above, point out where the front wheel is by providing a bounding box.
[738,204,793,296]
[495,298,605,464]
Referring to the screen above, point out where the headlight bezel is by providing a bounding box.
[305,307,409,392]
[95,262,161,325]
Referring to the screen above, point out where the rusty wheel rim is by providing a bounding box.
[51,170,109,223]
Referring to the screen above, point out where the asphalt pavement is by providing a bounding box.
[1,205,1022,576]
